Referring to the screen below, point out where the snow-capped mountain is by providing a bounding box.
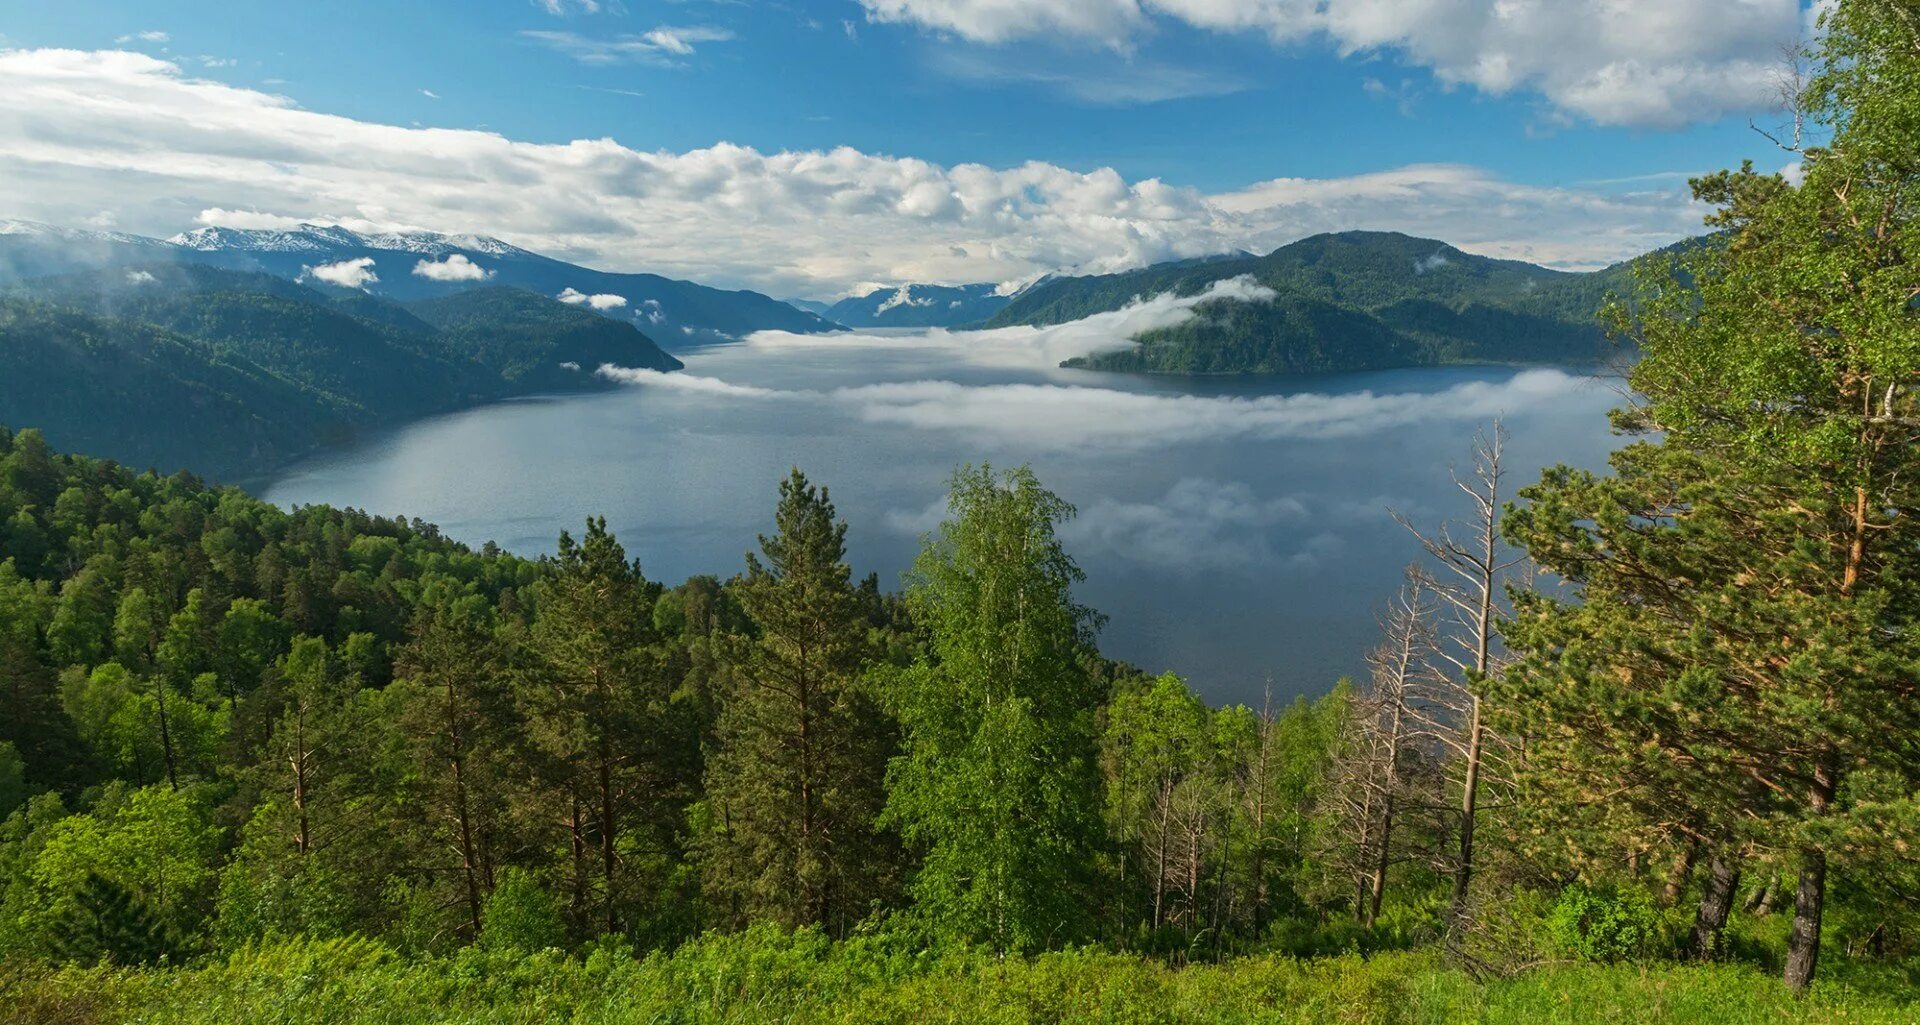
[0,218,836,341]
[823,282,1011,328]
[168,224,534,259]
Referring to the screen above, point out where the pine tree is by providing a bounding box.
[1502,1,1920,989]
[520,518,672,939]
[390,607,519,942]
[699,470,896,934]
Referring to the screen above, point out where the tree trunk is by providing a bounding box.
[447,675,483,940]
[1365,791,1395,928]
[1449,693,1484,935]
[1661,842,1699,908]
[1691,854,1739,960]
[598,736,617,937]
[1785,767,1836,993]
[291,703,311,855]
[1784,851,1827,992]
[154,677,179,790]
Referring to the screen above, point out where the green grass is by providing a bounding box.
[5,929,1915,1025]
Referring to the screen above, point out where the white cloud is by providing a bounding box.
[0,49,1707,296]
[747,275,1278,370]
[833,370,1596,450]
[124,269,156,284]
[299,256,379,289]
[535,0,602,14]
[557,286,628,309]
[115,30,169,44]
[420,88,441,100]
[601,358,1608,453]
[413,253,494,281]
[859,0,1806,128]
[1063,478,1312,573]
[524,26,735,65]
[875,285,934,314]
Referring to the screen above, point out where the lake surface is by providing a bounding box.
[265,328,1627,707]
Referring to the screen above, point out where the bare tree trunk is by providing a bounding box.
[1399,424,1514,945]
[1691,854,1740,960]
[1365,789,1395,928]
[291,701,311,855]
[1785,768,1836,993]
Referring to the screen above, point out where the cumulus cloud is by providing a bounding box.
[299,256,379,289]
[115,30,169,43]
[557,286,629,309]
[0,49,1707,296]
[124,269,156,284]
[412,253,494,281]
[859,0,1805,128]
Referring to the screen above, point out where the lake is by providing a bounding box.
[264,326,1626,707]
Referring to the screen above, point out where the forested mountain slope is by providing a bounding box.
[0,267,682,478]
[996,231,1650,374]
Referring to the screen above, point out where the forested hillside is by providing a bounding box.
[0,268,682,479]
[1004,231,1647,375]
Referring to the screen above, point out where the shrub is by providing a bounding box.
[1547,884,1660,963]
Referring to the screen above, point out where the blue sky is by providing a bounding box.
[0,1,1822,297]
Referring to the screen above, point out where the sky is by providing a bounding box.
[0,0,1829,299]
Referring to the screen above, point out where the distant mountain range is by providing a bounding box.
[0,219,838,342]
[989,231,1662,375]
[0,262,681,479]
[821,283,1012,328]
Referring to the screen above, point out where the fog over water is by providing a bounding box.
[265,319,1626,707]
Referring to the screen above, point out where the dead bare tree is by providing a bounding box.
[1395,422,1525,942]
[1324,569,1438,927]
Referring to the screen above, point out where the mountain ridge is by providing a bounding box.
[0,219,836,341]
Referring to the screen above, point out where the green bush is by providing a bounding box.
[1547,884,1661,963]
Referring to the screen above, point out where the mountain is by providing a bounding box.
[408,285,682,389]
[991,232,1649,375]
[823,283,1010,328]
[0,300,356,479]
[0,265,682,479]
[784,297,835,318]
[0,219,839,341]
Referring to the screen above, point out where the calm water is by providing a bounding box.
[264,330,1625,706]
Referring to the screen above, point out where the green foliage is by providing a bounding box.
[699,470,896,934]
[883,465,1105,952]
[5,932,1918,1024]
[1547,885,1661,964]
[479,868,566,954]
